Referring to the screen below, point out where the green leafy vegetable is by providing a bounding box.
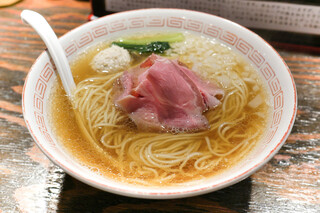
[117,33,184,45]
[112,41,170,54]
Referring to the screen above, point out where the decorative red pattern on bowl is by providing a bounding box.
[22,8,297,199]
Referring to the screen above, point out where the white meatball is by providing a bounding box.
[90,45,131,73]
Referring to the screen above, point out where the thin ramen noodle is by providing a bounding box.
[50,32,271,186]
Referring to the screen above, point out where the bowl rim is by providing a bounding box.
[22,8,297,199]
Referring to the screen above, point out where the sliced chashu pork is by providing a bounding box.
[115,54,224,132]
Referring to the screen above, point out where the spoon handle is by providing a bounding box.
[21,10,76,97]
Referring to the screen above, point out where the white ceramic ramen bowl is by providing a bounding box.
[22,8,297,199]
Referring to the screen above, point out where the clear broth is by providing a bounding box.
[50,33,270,186]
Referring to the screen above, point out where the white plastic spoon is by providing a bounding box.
[21,9,76,97]
[21,10,98,147]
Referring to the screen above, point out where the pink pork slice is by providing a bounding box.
[115,54,224,132]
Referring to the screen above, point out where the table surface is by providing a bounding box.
[0,0,319,212]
